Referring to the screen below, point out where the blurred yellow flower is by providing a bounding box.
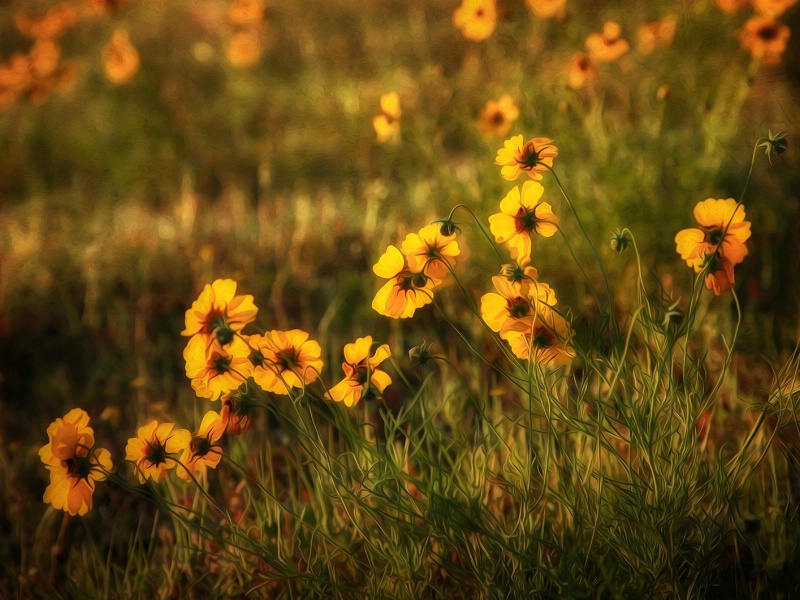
[453,0,497,42]
[372,245,436,319]
[15,4,77,40]
[526,0,566,20]
[227,30,263,68]
[713,0,748,12]
[327,336,392,407]
[228,0,266,26]
[177,410,227,482]
[125,421,192,484]
[738,16,791,66]
[373,91,401,143]
[103,29,140,85]
[752,0,797,17]
[495,135,558,181]
[29,39,61,78]
[489,181,559,260]
[401,223,460,282]
[637,15,677,55]
[182,279,258,345]
[585,21,630,63]
[250,330,323,395]
[566,52,598,90]
[478,95,520,138]
[503,313,575,366]
[184,335,253,400]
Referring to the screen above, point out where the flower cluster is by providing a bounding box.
[373,92,402,143]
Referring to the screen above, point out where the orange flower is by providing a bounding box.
[373,92,401,143]
[401,223,460,281]
[526,0,566,20]
[125,420,191,484]
[29,39,61,78]
[637,15,677,55]
[327,336,392,407]
[372,245,436,319]
[182,279,258,345]
[15,4,77,40]
[228,0,266,25]
[226,30,263,68]
[738,16,791,66]
[453,0,497,42]
[221,388,255,434]
[250,330,323,395]
[713,0,748,12]
[0,53,34,107]
[478,95,520,138]
[489,181,559,260]
[103,29,140,85]
[675,198,751,295]
[495,135,558,181]
[503,311,575,366]
[480,267,557,336]
[566,52,598,90]
[39,409,113,516]
[184,335,254,400]
[177,410,227,481]
[586,21,630,63]
[752,0,797,17]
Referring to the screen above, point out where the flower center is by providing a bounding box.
[277,348,298,371]
[65,454,95,480]
[706,227,723,246]
[533,326,557,348]
[508,296,531,319]
[757,26,778,41]
[517,141,544,170]
[354,363,370,385]
[190,436,213,458]
[145,439,169,466]
[212,352,233,374]
[514,208,540,233]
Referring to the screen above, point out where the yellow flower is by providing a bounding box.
[103,29,139,85]
[125,420,191,484]
[503,311,575,366]
[177,411,227,482]
[637,15,677,55]
[713,0,748,13]
[221,389,255,435]
[738,16,791,66]
[752,0,797,17]
[566,52,598,90]
[480,267,557,336]
[401,223,460,281]
[182,279,258,345]
[585,21,630,63]
[327,336,392,407]
[39,409,113,516]
[495,135,558,181]
[373,92,401,143]
[372,245,436,319]
[478,95,520,138]
[228,0,266,25]
[489,181,559,260]
[453,0,497,42]
[227,30,263,69]
[675,198,751,295]
[526,0,566,20]
[184,335,253,400]
[250,330,323,395]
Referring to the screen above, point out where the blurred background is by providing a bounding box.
[0,0,799,588]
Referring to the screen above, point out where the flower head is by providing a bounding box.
[184,335,253,400]
[637,15,677,55]
[226,30,263,68]
[526,0,566,20]
[221,387,257,435]
[103,29,139,85]
[478,95,520,138]
[586,21,630,63]
[374,92,401,143]
[566,52,598,90]
[480,269,557,336]
[372,245,436,319]
[125,420,191,484]
[503,311,575,367]
[489,181,559,260]
[401,223,460,281]
[39,409,112,516]
[738,16,791,66]
[758,130,789,164]
[250,330,323,395]
[453,0,497,42]
[495,135,558,181]
[182,279,258,345]
[177,411,227,481]
[327,336,392,407]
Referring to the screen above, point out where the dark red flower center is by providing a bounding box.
[757,25,779,41]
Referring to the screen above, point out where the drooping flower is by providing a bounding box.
[453,0,497,42]
[480,267,557,336]
[752,0,797,18]
[373,91,401,143]
[182,279,258,345]
[103,29,140,85]
[637,15,677,55]
[184,335,254,400]
[503,311,575,366]
[526,0,566,20]
[250,330,323,395]
[372,245,437,319]
[675,198,751,295]
[125,420,192,484]
[489,181,559,260]
[566,52,598,90]
[478,95,520,138]
[495,135,558,181]
[177,411,227,482]
[585,21,630,63]
[738,16,791,66]
[401,223,460,281]
[39,409,113,516]
[221,387,257,435]
[327,336,392,407]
